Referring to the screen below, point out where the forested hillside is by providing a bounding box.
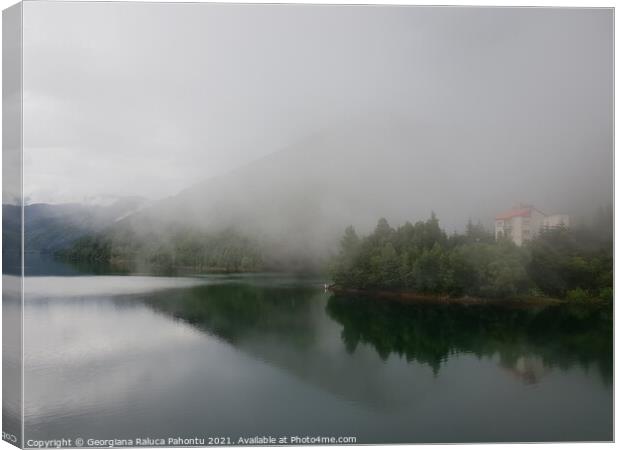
[329,213,613,301]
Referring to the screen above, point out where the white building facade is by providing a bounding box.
[495,205,568,246]
[543,214,570,229]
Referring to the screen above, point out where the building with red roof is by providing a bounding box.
[494,204,569,246]
[495,203,568,246]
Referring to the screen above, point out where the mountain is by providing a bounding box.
[113,117,503,267]
[3,196,148,254]
[18,116,611,271]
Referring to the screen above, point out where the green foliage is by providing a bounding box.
[598,287,613,302]
[452,241,530,298]
[330,213,612,301]
[566,288,591,302]
[59,226,264,274]
[57,235,112,262]
[527,227,612,299]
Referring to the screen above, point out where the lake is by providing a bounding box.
[15,262,613,444]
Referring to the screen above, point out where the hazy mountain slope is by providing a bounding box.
[117,118,504,264]
[17,197,147,253]
[61,116,611,269]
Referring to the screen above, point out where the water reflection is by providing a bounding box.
[142,281,612,386]
[23,275,613,443]
[326,295,612,384]
[143,281,321,347]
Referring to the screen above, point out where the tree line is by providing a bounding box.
[58,225,264,274]
[329,213,612,301]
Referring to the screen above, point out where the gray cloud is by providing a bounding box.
[22,3,612,228]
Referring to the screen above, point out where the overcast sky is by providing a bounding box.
[22,3,612,212]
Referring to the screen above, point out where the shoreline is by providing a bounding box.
[327,285,567,307]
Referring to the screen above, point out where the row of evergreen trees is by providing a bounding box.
[329,214,612,301]
[59,226,264,274]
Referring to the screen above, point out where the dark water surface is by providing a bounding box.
[20,265,612,444]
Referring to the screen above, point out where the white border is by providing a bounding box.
[0,2,615,450]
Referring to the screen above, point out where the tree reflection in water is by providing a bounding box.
[141,280,611,387]
[326,294,612,384]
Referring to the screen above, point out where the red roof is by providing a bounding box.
[495,208,532,220]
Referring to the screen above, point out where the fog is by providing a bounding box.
[22,3,612,236]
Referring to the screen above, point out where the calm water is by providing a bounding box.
[17,263,613,444]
